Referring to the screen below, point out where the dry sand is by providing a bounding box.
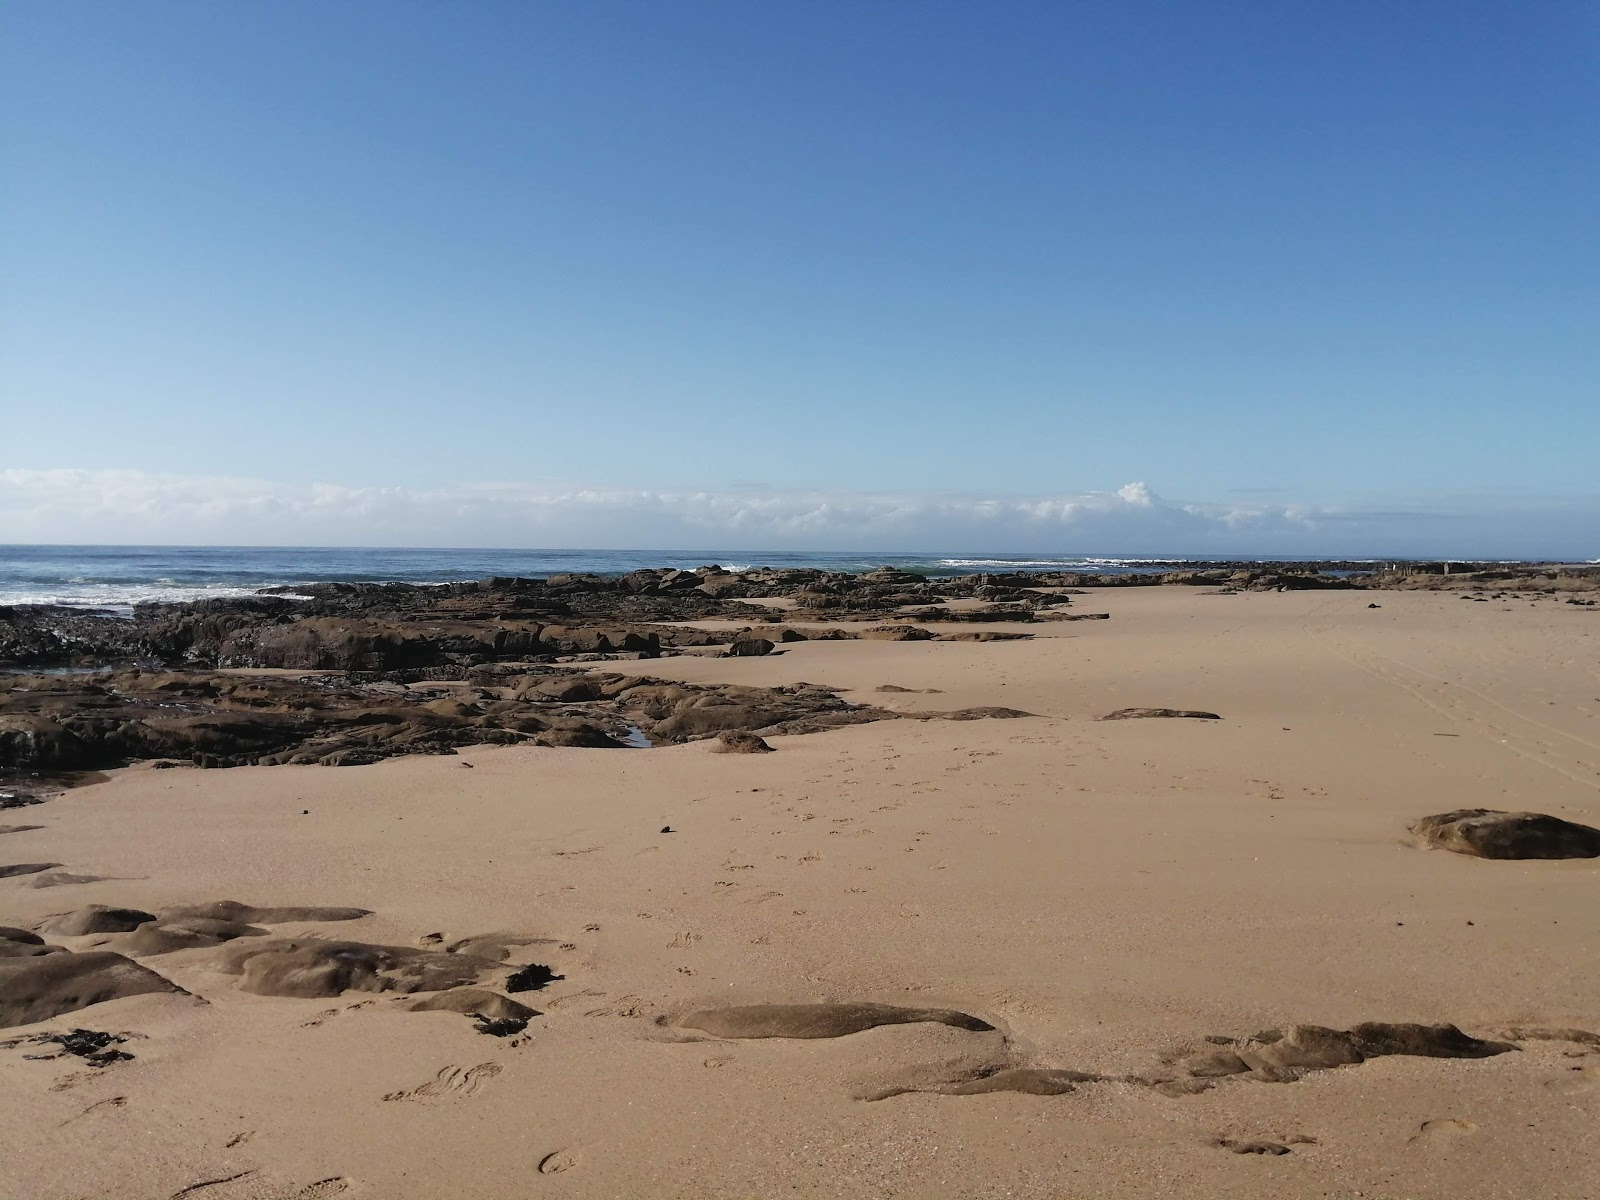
[2,587,1597,1199]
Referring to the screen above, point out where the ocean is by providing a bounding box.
[0,545,1379,612]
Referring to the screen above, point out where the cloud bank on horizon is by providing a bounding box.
[1,468,1594,558]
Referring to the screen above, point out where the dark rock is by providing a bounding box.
[710,731,775,754]
[1411,810,1600,860]
[1099,708,1221,721]
[0,950,187,1027]
[39,906,158,936]
[677,1002,995,1040]
[212,938,495,998]
[0,862,62,878]
[504,963,560,993]
[724,638,775,658]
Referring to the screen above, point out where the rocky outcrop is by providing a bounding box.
[0,666,977,774]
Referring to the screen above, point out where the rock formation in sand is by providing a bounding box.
[1410,809,1600,859]
[1099,708,1223,721]
[675,1002,996,1039]
[0,950,187,1027]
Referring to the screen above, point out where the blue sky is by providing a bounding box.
[3,2,1597,553]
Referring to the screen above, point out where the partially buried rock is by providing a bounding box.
[0,928,65,959]
[1410,810,1600,860]
[0,950,187,1028]
[157,899,371,925]
[1099,708,1221,721]
[724,638,775,658]
[24,872,111,889]
[0,863,63,879]
[400,987,537,1026]
[212,938,493,999]
[710,731,774,754]
[676,1002,995,1040]
[1179,1022,1510,1083]
[96,917,269,956]
[38,905,158,937]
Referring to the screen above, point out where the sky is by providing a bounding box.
[2,1,1597,554]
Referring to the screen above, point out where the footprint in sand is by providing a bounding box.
[1410,1118,1479,1144]
[292,1178,352,1198]
[1545,1065,1600,1094]
[382,1062,501,1102]
[537,1149,580,1175]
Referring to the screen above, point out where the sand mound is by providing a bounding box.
[676,1002,995,1040]
[38,905,157,936]
[1178,1022,1511,1083]
[212,938,494,998]
[158,900,373,924]
[1099,708,1222,721]
[0,950,186,1028]
[709,731,774,754]
[1410,809,1600,859]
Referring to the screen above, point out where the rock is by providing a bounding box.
[1181,1022,1510,1082]
[908,707,1034,722]
[211,938,495,998]
[96,917,269,956]
[1099,708,1221,721]
[1410,810,1600,860]
[0,950,186,1028]
[38,906,158,936]
[857,626,936,642]
[0,862,62,878]
[709,732,774,754]
[157,900,371,924]
[24,871,111,889]
[677,1002,995,1040]
[399,987,537,1025]
[724,639,775,658]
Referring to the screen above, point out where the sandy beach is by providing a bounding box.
[3,585,1598,1199]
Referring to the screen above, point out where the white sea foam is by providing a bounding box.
[936,557,1187,568]
[0,583,311,613]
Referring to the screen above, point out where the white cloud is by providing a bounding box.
[0,467,1595,556]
